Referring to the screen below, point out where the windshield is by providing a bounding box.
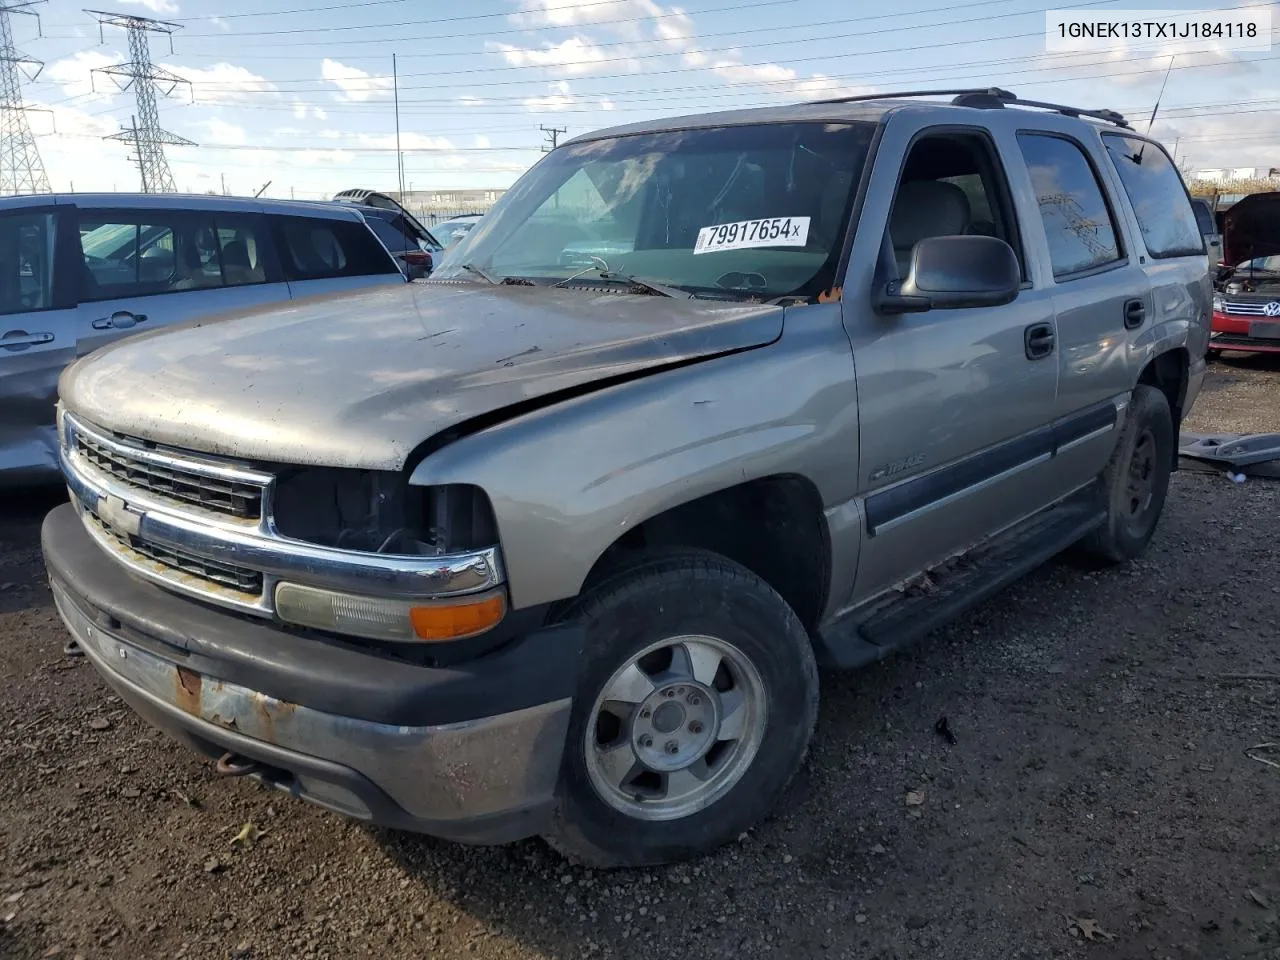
[433,120,876,300]
[433,219,479,247]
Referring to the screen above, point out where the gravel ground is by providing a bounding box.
[2,355,1278,960]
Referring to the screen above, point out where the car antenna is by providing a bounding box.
[1130,55,1175,165]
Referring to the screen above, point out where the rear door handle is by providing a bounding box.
[1024,322,1055,360]
[1123,298,1146,330]
[1,330,54,348]
[92,311,147,330]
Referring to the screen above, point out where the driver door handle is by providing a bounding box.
[0,330,54,348]
[92,311,147,331]
[1024,321,1055,360]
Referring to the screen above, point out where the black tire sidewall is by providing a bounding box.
[549,556,818,868]
[1100,385,1174,557]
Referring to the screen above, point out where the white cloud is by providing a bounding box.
[492,35,623,76]
[523,80,575,113]
[474,134,492,148]
[599,97,616,111]
[291,98,327,120]
[197,118,248,146]
[46,50,121,101]
[321,58,394,103]
[116,0,178,14]
[208,15,229,30]
[172,62,276,105]
[459,95,487,107]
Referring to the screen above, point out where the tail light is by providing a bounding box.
[401,251,433,269]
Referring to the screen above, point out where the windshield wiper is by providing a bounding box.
[459,262,498,284]
[551,255,690,298]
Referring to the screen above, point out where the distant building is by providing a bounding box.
[395,188,506,212]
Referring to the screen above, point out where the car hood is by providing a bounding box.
[60,280,784,471]
[1222,192,1280,266]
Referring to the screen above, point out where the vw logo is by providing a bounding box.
[1265,301,1280,317]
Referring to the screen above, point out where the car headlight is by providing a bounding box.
[1213,294,1225,313]
[275,583,506,642]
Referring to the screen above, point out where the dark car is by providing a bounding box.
[333,190,445,280]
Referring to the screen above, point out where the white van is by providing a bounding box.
[0,193,408,486]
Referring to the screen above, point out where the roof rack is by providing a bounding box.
[806,87,1130,129]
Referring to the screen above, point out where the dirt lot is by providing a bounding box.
[2,354,1278,960]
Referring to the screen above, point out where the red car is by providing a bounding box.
[1209,192,1280,358]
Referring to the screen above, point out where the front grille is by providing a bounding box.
[88,512,264,598]
[74,430,264,520]
[1221,299,1280,317]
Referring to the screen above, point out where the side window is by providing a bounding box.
[0,211,56,316]
[1103,134,1204,259]
[78,211,226,301]
[1190,200,1215,236]
[276,215,401,281]
[1016,133,1122,280]
[365,215,410,252]
[888,131,1024,279]
[213,214,270,287]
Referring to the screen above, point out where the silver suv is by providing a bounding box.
[0,193,407,486]
[41,89,1211,868]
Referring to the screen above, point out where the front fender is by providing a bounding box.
[408,305,859,609]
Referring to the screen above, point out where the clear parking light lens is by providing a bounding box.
[274,582,506,642]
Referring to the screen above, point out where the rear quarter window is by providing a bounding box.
[274,215,401,281]
[1102,134,1204,259]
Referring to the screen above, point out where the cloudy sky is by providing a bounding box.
[8,0,1280,200]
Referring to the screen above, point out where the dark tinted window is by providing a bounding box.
[365,213,411,252]
[214,213,272,287]
[276,215,401,281]
[0,211,56,315]
[1016,133,1122,279]
[1190,199,1215,235]
[1102,134,1203,258]
[78,211,229,301]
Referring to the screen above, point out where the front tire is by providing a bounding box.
[544,550,819,869]
[1078,384,1174,564]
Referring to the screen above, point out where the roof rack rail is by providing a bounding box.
[807,86,1130,129]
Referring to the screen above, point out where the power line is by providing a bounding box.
[86,8,196,193]
[0,0,51,194]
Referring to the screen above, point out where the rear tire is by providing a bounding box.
[544,550,819,869]
[1077,384,1174,565]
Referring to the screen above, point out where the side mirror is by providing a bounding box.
[877,235,1021,315]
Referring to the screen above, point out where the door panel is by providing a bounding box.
[844,120,1061,604]
[0,205,80,481]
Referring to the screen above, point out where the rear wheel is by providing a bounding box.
[1078,384,1174,564]
[544,550,819,868]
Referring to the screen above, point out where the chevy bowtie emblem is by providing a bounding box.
[98,494,143,537]
[1265,301,1280,318]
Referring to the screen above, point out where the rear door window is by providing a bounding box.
[275,215,402,281]
[1102,134,1204,259]
[365,214,411,253]
[1016,133,1123,280]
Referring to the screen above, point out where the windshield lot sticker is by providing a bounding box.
[693,216,810,255]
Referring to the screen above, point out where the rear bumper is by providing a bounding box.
[42,502,581,844]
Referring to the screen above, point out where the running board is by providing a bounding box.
[815,492,1106,670]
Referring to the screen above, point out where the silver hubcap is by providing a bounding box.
[584,635,767,821]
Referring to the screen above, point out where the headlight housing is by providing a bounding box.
[274,582,506,643]
[1212,293,1225,314]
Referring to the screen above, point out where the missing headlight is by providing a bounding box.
[271,468,496,556]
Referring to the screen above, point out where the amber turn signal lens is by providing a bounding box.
[410,591,506,641]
